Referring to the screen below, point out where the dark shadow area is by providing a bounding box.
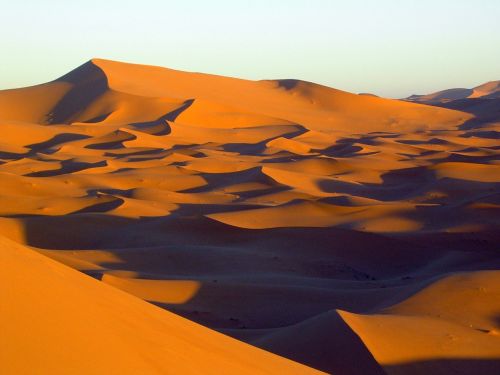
[85,135,135,150]
[430,152,497,164]
[318,143,364,157]
[129,120,171,136]
[164,99,195,121]
[251,310,386,375]
[104,148,168,159]
[276,79,300,90]
[397,137,449,145]
[25,159,107,177]
[71,197,124,214]
[385,358,500,375]
[182,166,284,194]
[317,166,436,202]
[46,60,109,124]
[0,150,25,160]
[436,98,500,130]
[314,133,397,157]
[27,133,91,153]
[463,130,499,139]
[127,98,193,133]
[221,126,308,155]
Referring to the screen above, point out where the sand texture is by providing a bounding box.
[1,59,499,374]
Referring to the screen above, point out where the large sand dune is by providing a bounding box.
[1,59,499,374]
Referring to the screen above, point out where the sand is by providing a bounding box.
[0,236,322,374]
[0,59,499,374]
[406,80,500,103]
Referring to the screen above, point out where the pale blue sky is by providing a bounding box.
[1,0,499,97]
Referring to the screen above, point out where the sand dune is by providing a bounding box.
[0,235,322,374]
[406,80,500,103]
[405,80,500,127]
[340,271,500,374]
[0,59,499,374]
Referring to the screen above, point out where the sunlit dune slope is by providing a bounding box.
[340,271,500,375]
[0,58,471,132]
[0,235,323,375]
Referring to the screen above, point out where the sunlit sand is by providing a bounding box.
[1,59,499,374]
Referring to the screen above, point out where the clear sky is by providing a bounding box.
[1,0,499,97]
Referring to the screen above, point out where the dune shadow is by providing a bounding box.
[426,97,500,130]
[318,166,436,201]
[127,99,193,132]
[462,130,500,139]
[385,358,500,375]
[105,148,168,159]
[27,133,91,153]
[71,197,124,214]
[47,61,109,124]
[0,150,26,160]
[164,99,195,122]
[252,310,386,375]
[221,126,308,155]
[276,79,300,90]
[25,159,107,177]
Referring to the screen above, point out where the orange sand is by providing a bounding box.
[0,59,498,374]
